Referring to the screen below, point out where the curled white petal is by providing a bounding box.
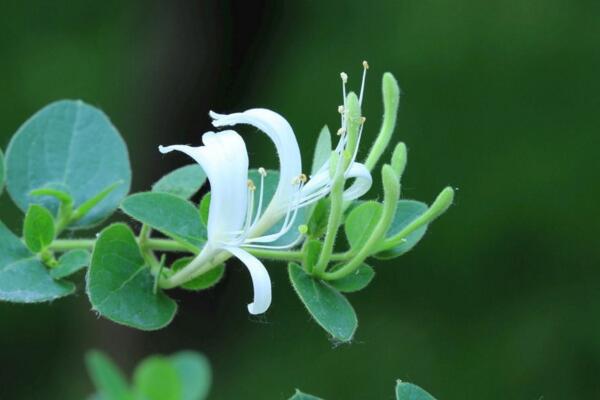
[159,130,249,241]
[342,162,372,201]
[210,108,302,233]
[224,246,272,315]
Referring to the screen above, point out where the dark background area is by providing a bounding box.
[1,1,599,398]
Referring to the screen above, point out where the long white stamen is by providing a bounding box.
[359,60,369,105]
[252,168,267,228]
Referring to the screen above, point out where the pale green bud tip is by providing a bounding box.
[382,72,401,102]
[391,142,407,178]
[345,92,361,117]
[381,164,401,199]
[430,186,454,219]
[298,224,308,235]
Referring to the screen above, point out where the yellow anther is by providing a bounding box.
[337,105,345,114]
[360,116,367,124]
[362,60,369,69]
[247,180,256,191]
[299,173,308,183]
[337,127,346,136]
[258,167,267,177]
[340,72,348,83]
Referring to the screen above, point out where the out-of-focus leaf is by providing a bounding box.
[85,351,133,400]
[311,125,332,175]
[395,380,437,400]
[133,356,181,400]
[170,351,212,400]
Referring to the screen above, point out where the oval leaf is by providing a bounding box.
[344,201,383,248]
[396,381,437,400]
[121,192,206,249]
[375,200,428,259]
[152,164,207,200]
[171,257,224,291]
[85,351,133,400]
[170,351,212,400]
[0,221,74,302]
[5,100,131,228]
[329,264,375,293]
[23,205,55,253]
[288,263,357,342]
[50,249,90,280]
[133,356,182,400]
[87,223,177,330]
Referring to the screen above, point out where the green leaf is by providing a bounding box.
[375,200,428,259]
[288,263,357,342]
[152,164,207,200]
[344,201,383,248]
[307,198,330,239]
[23,205,55,253]
[303,240,323,274]
[133,356,182,400]
[0,221,74,302]
[395,381,437,400]
[311,125,332,174]
[85,351,133,400]
[5,100,131,228]
[171,257,224,291]
[87,223,177,330]
[329,264,375,293]
[0,148,5,195]
[170,351,212,400]
[289,389,324,400]
[50,249,90,280]
[248,169,308,247]
[121,192,206,249]
[199,193,211,226]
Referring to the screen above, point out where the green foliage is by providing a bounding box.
[328,264,375,293]
[170,351,212,400]
[344,201,383,249]
[199,193,210,226]
[289,390,324,400]
[311,126,332,175]
[133,356,182,400]
[23,204,55,253]
[121,192,206,249]
[375,200,428,259]
[87,350,211,400]
[5,100,131,228]
[86,351,133,400]
[0,221,74,302]
[86,223,177,330]
[395,381,437,400]
[171,257,224,291]
[288,263,357,342]
[50,249,90,279]
[0,148,4,195]
[307,198,330,239]
[152,164,207,200]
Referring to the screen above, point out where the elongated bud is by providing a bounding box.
[344,92,362,166]
[381,164,401,206]
[364,72,401,171]
[390,142,407,180]
[329,150,340,179]
[426,186,454,222]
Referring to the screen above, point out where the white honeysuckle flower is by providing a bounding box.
[159,130,272,314]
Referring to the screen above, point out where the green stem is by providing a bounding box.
[323,165,400,281]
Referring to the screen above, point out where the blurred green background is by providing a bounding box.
[1,1,599,398]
